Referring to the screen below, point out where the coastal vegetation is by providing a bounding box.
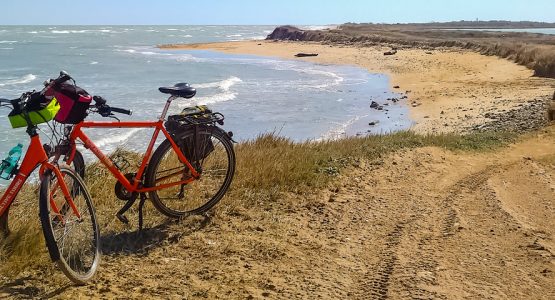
[267,22,555,78]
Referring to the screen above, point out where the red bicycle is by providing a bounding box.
[48,72,235,227]
[0,75,100,284]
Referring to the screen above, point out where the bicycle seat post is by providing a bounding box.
[159,95,178,121]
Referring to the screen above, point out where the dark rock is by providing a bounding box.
[295,53,319,57]
[377,106,384,110]
[266,26,306,40]
[384,50,397,56]
[393,85,400,89]
[370,101,379,108]
[368,121,380,126]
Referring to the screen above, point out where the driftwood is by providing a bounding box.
[295,53,319,57]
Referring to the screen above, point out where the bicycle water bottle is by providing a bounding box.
[0,143,23,180]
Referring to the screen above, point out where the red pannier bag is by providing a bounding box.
[50,83,93,124]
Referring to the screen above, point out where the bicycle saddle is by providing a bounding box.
[159,83,196,99]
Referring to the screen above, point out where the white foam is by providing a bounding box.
[195,76,242,90]
[195,92,237,105]
[318,114,368,141]
[95,128,142,149]
[0,41,17,44]
[182,34,193,38]
[90,61,99,65]
[51,29,113,34]
[0,74,37,87]
[191,76,242,105]
[167,28,179,31]
[115,49,136,53]
[226,34,242,37]
[298,25,337,31]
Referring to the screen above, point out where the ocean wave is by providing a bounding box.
[190,76,242,105]
[195,76,242,90]
[90,61,99,65]
[182,34,193,38]
[226,34,242,37]
[0,74,37,87]
[167,28,180,31]
[174,54,206,62]
[115,49,136,53]
[0,41,17,44]
[0,47,13,50]
[318,114,368,141]
[298,25,337,31]
[95,128,142,149]
[51,29,114,34]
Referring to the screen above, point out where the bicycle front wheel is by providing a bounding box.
[145,126,235,218]
[39,165,100,285]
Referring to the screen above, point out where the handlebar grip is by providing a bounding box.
[53,74,71,85]
[110,106,133,116]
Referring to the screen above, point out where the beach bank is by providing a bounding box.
[160,40,555,133]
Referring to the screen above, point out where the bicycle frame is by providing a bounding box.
[0,134,78,232]
[65,96,199,194]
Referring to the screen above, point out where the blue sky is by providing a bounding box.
[2,0,553,25]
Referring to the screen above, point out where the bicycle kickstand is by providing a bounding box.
[116,197,136,225]
[138,193,147,231]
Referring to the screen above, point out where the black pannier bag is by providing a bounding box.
[165,105,216,163]
[49,83,92,124]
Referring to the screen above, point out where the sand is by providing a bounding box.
[3,126,554,299]
[161,40,555,133]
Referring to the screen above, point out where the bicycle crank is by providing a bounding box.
[114,173,139,201]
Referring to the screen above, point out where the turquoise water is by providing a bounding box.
[0,26,411,160]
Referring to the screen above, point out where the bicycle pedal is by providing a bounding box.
[116,213,129,224]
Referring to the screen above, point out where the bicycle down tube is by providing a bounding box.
[68,120,200,194]
[0,135,78,231]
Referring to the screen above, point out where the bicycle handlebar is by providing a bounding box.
[110,106,133,116]
[93,96,132,117]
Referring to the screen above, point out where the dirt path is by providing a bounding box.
[1,127,554,299]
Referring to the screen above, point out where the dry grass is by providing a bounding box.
[0,130,516,278]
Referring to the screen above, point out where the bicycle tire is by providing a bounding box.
[145,126,235,218]
[39,165,100,285]
[68,149,85,179]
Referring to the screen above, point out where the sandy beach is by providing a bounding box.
[161,40,555,133]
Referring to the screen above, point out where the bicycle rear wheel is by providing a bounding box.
[145,126,235,218]
[39,165,100,285]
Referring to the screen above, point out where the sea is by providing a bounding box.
[0,25,411,161]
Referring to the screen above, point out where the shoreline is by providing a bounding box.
[160,40,555,134]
